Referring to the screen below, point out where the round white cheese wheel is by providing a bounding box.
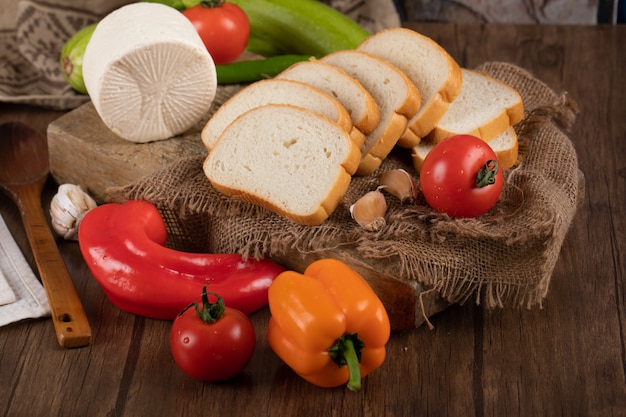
[83,2,217,143]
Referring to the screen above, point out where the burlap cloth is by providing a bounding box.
[0,0,400,110]
[106,61,580,313]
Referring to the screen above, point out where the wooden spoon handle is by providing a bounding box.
[15,184,91,348]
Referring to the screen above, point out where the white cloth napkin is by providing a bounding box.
[0,268,17,305]
[0,213,51,326]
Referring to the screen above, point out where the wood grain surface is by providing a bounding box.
[1,23,625,417]
[47,101,207,203]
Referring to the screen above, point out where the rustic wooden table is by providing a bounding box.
[1,23,625,417]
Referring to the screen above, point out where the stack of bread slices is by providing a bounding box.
[202,27,524,227]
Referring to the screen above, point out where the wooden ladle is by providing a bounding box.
[0,122,91,348]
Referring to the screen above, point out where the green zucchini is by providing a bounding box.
[245,32,287,57]
[229,0,370,58]
[59,23,97,94]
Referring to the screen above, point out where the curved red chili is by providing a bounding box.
[78,200,285,319]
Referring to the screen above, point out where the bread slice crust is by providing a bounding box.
[201,78,356,151]
[276,59,382,141]
[411,127,519,173]
[321,49,421,175]
[357,27,463,146]
[203,104,361,226]
[426,69,524,143]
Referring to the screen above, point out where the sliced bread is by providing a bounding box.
[357,27,463,146]
[321,50,421,176]
[426,69,524,143]
[203,104,361,226]
[411,127,520,173]
[276,59,381,144]
[201,78,357,151]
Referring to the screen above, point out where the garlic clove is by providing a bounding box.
[350,188,387,231]
[50,184,97,240]
[379,169,418,203]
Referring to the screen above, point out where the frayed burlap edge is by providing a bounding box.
[107,61,580,311]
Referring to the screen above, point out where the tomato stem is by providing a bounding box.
[192,285,225,323]
[199,0,223,8]
[329,333,365,392]
[476,159,499,188]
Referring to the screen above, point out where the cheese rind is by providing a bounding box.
[83,3,217,143]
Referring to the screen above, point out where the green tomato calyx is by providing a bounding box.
[476,160,499,188]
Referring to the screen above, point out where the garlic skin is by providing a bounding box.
[350,188,387,231]
[379,169,418,203]
[50,184,97,240]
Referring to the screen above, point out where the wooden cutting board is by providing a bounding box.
[47,101,450,331]
[47,101,208,203]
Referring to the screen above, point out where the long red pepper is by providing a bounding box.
[78,200,285,319]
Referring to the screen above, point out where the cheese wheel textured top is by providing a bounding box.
[83,3,217,143]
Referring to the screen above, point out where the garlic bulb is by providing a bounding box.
[379,169,418,203]
[50,184,97,240]
[350,188,387,231]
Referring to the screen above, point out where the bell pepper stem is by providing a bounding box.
[329,333,365,392]
[343,338,362,392]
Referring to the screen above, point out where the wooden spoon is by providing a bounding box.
[0,122,91,348]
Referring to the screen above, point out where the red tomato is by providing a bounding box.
[419,134,503,218]
[183,1,250,65]
[170,287,256,382]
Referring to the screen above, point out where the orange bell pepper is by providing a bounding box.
[267,258,390,391]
